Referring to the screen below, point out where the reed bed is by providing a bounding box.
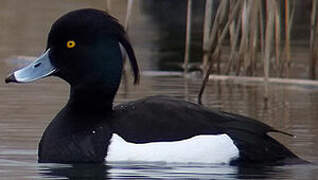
[106,1,316,102]
[194,0,316,103]
[196,0,300,77]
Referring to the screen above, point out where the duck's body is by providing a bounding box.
[38,94,301,165]
[6,9,306,165]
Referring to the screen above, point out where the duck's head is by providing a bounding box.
[5,9,139,90]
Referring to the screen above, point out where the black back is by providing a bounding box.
[111,95,306,165]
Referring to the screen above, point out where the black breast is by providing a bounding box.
[39,125,112,163]
[38,106,113,163]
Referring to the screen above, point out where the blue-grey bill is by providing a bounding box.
[5,49,56,83]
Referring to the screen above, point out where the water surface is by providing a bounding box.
[1,74,318,179]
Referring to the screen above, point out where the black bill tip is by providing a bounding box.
[5,73,17,83]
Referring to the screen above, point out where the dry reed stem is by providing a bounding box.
[236,0,249,76]
[283,0,295,77]
[207,0,241,72]
[264,0,275,100]
[248,0,259,76]
[226,7,242,74]
[205,0,227,58]
[228,0,236,47]
[200,0,225,74]
[198,0,242,104]
[106,0,112,12]
[284,0,290,76]
[227,2,241,75]
[279,0,295,77]
[198,50,220,105]
[215,0,229,73]
[183,0,193,74]
[216,1,242,47]
[259,0,265,60]
[124,0,134,31]
[310,0,318,79]
[198,0,227,104]
[202,0,214,72]
[274,0,281,76]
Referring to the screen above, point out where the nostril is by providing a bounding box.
[34,63,41,68]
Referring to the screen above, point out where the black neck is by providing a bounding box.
[67,83,117,116]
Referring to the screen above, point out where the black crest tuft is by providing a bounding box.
[100,9,140,85]
[50,8,140,84]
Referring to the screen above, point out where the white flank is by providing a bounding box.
[106,134,239,164]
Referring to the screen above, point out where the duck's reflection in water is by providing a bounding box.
[38,162,283,180]
[39,163,109,180]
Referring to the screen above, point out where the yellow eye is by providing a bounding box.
[66,40,76,48]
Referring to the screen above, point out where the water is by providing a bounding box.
[1,74,318,179]
[1,1,318,179]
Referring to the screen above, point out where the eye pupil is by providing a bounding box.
[67,40,76,48]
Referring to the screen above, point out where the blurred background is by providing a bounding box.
[0,0,316,78]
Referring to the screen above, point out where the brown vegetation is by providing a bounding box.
[193,0,316,103]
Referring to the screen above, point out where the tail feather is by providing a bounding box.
[226,130,300,165]
[270,129,295,138]
[217,111,307,165]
